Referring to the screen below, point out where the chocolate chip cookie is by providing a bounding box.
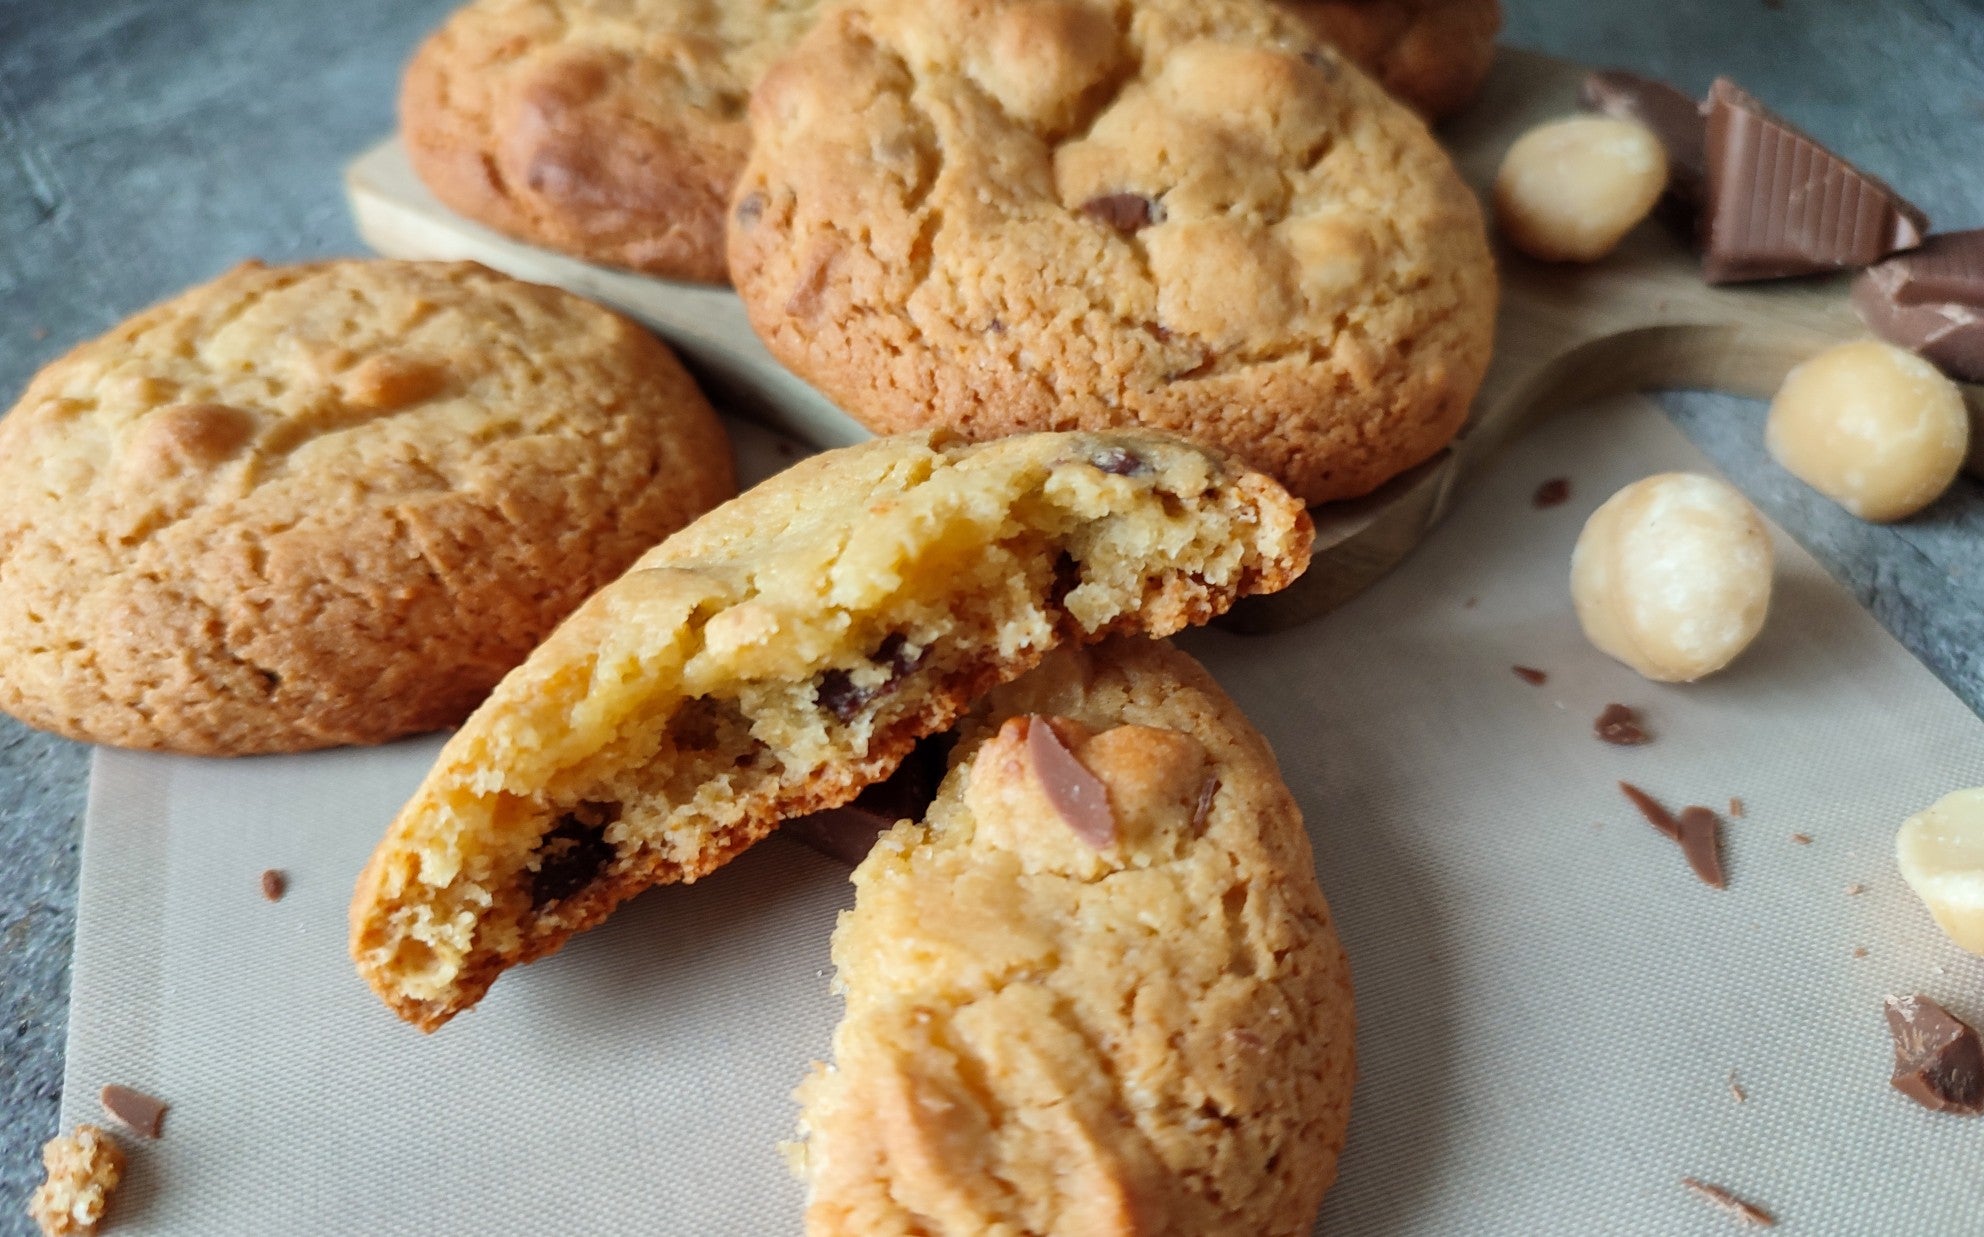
[400,0,823,283]
[796,639,1355,1235]
[1281,0,1500,120]
[349,429,1312,1030]
[728,0,1497,506]
[0,259,733,755]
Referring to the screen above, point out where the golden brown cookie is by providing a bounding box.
[28,1126,123,1236]
[1280,0,1500,120]
[0,259,733,756]
[400,0,823,283]
[796,639,1355,1235]
[728,0,1497,507]
[350,429,1312,1031]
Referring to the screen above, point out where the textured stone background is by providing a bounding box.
[1,0,1979,1226]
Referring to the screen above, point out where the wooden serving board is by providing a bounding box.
[345,47,1984,633]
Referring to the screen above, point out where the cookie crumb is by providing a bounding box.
[1681,1178,1776,1227]
[1533,477,1571,508]
[1791,833,1812,845]
[1595,703,1651,745]
[1727,1070,1747,1103]
[99,1084,167,1139]
[1729,796,1746,818]
[1512,665,1548,686]
[260,869,286,901]
[28,1125,123,1235]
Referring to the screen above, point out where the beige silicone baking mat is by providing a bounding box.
[61,398,1984,1233]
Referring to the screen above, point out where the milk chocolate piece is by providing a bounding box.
[1676,806,1727,889]
[1081,192,1162,233]
[1885,994,1984,1116]
[1681,1178,1776,1227]
[260,869,286,902]
[1620,781,1680,840]
[1702,79,1928,284]
[784,733,951,867]
[1512,665,1548,686]
[99,1085,168,1140]
[1595,703,1651,745]
[1532,477,1571,508]
[1854,230,1984,382]
[1026,716,1116,849]
[1580,70,1707,217]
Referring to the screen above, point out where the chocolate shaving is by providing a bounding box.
[260,869,286,901]
[1512,665,1548,686]
[1532,477,1571,508]
[1853,230,1984,382]
[815,635,926,723]
[1579,70,1708,222]
[1886,994,1984,1116]
[1727,1071,1747,1103]
[1081,192,1164,233]
[1025,717,1116,849]
[1702,78,1928,283]
[1595,703,1651,745]
[1621,781,1681,840]
[1676,806,1728,889]
[99,1085,168,1140]
[1682,1178,1776,1227]
[1791,833,1811,845]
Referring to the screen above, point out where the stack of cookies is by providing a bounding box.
[11,0,1505,1232]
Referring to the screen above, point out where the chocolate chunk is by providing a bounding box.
[1532,477,1571,508]
[1579,70,1707,218]
[259,869,286,902]
[1621,781,1681,840]
[530,803,619,907]
[1081,192,1163,233]
[1885,994,1984,1116]
[1595,703,1651,745]
[1090,446,1150,477]
[784,733,953,867]
[1512,665,1548,686]
[1025,716,1115,849]
[1854,230,1984,381]
[1681,1178,1776,1228]
[1702,78,1928,283]
[1676,806,1727,889]
[815,635,926,723]
[99,1085,168,1140]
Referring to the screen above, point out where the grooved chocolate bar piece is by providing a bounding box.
[1580,70,1707,220]
[1885,993,1984,1116]
[1854,230,1984,381]
[1702,79,1928,284]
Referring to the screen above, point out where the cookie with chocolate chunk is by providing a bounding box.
[400,0,823,283]
[728,0,1496,506]
[796,639,1355,1235]
[1280,0,1500,120]
[349,429,1312,1031]
[0,259,732,755]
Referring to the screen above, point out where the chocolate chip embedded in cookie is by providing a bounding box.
[0,259,733,755]
[400,0,825,283]
[1279,0,1501,119]
[728,0,1496,506]
[795,640,1355,1236]
[349,430,1313,1031]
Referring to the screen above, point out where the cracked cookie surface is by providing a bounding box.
[1282,0,1500,120]
[795,639,1355,1236]
[0,258,733,755]
[402,0,825,283]
[349,429,1311,1030]
[728,0,1496,506]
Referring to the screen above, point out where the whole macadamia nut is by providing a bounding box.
[1767,339,1969,522]
[1571,473,1773,683]
[1896,788,1984,957]
[1494,116,1668,263]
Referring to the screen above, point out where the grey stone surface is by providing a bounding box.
[0,0,1979,1227]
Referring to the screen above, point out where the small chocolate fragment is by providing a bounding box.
[1025,716,1116,849]
[1729,797,1746,818]
[1676,806,1728,889]
[1682,1178,1776,1227]
[1791,833,1811,845]
[1081,192,1163,234]
[783,733,953,867]
[1512,665,1548,686]
[1853,230,1984,381]
[1702,79,1929,283]
[1532,477,1571,508]
[1727,1071,1747,1103]
[1579,70,1708,220]
[99,1086,167,1140]
[1853,946,1869,957]
[1090,446,1150,477]
[529,803,619,907]
[1847,883,1866,896]
[1885,994,1984,1116]
[1595,703,1651,745]
[1620,781,1680,840]
[260,869,286,901]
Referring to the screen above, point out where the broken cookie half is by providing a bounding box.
[350,430,1311,1030]
[794,639,1355,1236]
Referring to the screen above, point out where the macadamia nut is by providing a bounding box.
[1767,339,1969,522]
[1896,788,1984,957]
[1494,116,1668,263]
[1571,473,1773,682]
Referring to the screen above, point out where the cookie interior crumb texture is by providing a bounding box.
[728,0,1496,506]
[28,1126,123,1237]
[0,259,734,755]
[795,640,1355,1236]
[350,430,1312,1030]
